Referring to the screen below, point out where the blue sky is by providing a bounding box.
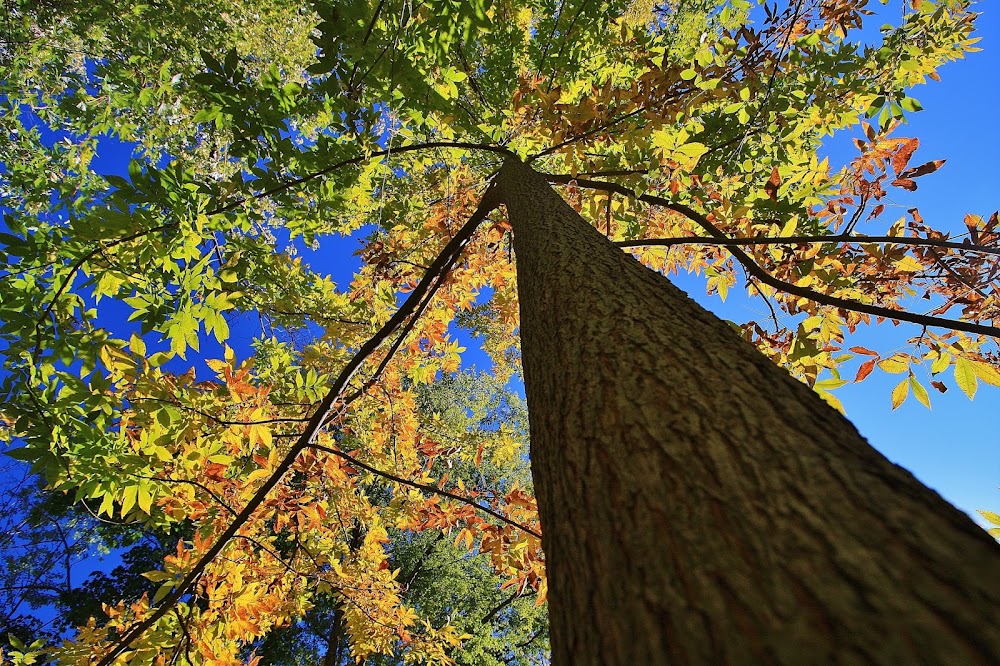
[820,2,1000,523]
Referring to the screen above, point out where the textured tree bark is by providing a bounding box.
[495,157,1000,665]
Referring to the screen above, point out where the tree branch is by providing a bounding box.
[481,589,521,624]
[548,174,1000,339]
[308,442,541,539]
[612,234,1000,257]
[32,142,512,364]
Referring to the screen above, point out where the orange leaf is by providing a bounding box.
[854,359,876,382]
[891,138,919,175]
[891,178,917,191]
[849,346,879,356]
[764,167,780,201]
[964,213,982,244]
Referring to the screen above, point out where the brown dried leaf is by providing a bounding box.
[899,159,945,179]
[891,138,919,175]
[764,166,780,201]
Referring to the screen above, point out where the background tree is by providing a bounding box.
[2,0,1000,663]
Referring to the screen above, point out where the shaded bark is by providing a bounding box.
[322,524,364,666]
[495,157,1000,664]
[321,604,346,666]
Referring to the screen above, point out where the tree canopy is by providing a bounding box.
[1,0,999,663]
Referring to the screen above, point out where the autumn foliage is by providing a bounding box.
[1,0,998,664]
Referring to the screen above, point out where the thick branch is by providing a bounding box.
[613,234,1000,257]
[549,175,1000,339]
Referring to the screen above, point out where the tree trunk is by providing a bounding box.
[321,603,346,666]
[495,157,1000,665]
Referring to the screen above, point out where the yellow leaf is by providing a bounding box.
[120,485,137,517]
[535,578,548,606]
[815,388,845,414]
[909,375,931,409]
[98,492,115,516]
[890,377,909,410]
[893,255,925,272]
[977,510,1000,527]
[780,216,798,237]
[137,486,153,514]
[129,333,146,357]
[970,360,1000,387]
[930,352,950,375]
[206,358,228,374]
[877,354,909,374]
[954,357,978,399]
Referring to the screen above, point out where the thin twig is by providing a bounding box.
[612,234,1000,257]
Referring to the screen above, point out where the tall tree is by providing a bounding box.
[2,0,1000,663]
[499,156,1000,662]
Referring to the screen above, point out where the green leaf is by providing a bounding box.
[4,447,40,462]
[815,378,848,390]
[153,581,175,604]
[866,95,885,116]
[148,351,173,367]
[142,570,173,582]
